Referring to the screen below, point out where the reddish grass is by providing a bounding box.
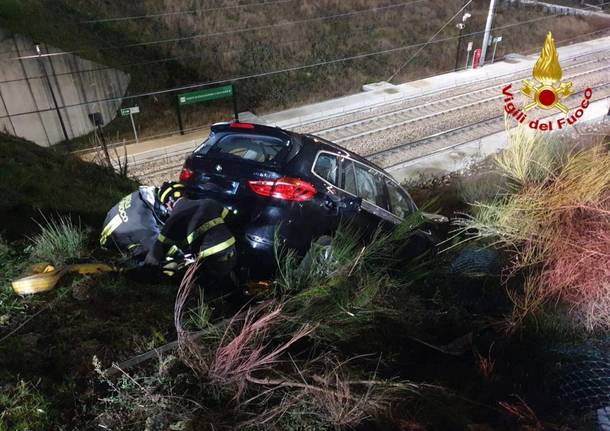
[541,201,610,330]
[208,303,314,398]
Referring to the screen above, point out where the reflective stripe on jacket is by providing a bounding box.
[149,198,234,264]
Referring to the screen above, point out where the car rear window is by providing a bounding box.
[196,133,290,164]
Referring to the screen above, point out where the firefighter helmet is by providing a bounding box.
[158,182,185,205]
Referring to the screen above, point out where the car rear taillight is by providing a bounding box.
[230,122,255,129]
[247,177,316,202]
[179,167,194,182]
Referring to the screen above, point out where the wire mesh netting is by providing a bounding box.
[450,247,500,275]
[552,339,610,416]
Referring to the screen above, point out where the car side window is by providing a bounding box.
[313,153,339,186]
[342,159,358,195]
[386,180,414,218]
[354,163,387,209]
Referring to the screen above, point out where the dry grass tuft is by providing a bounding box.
[456,127,610,330]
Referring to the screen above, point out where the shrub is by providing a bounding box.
[27,215,87,266]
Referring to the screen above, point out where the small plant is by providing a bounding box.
[27,215,87,266]
[92,355,200,430]
[0,237,27,322]
[0,379,50,431]
[457,172,506,205]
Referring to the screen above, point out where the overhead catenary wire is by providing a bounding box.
[0,12,599,121]
[81,0,294,23]
[11,0,429,60]
[388,0,473,82]
[2,23,608,87]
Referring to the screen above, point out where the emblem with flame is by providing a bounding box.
[522,32,572,113]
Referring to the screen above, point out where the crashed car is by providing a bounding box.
[178,122,443,280]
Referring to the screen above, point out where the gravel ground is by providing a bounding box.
[375,84,610,168]
[292,51,610,135]
[341,70,610,161]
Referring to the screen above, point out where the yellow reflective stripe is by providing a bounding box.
[127,243,140,250]
[167,245,179,256]
[162,270,175,277]
[187,217,225,244]
[158,233,176,245]
[198,236,236,259]
[221,207,229,219]
[100,214,122,246]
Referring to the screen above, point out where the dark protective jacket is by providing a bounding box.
[100,186,169,260]
[146,198,235,266]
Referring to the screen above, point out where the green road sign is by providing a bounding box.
[178,85,233,106]
[120,106,140,117]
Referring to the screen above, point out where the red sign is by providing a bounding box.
[472,48,482,69]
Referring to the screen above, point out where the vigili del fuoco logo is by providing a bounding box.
[502,32,593,131]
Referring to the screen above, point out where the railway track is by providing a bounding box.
[311,59,610,144]
[137,51,610,183]
[295,46,610,134]
[373,82,610,171]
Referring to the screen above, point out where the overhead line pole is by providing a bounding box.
[35,43,71,148]
[480,0,497,67]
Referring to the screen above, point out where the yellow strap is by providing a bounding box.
[198,236,236,260]
[11,263,115,295]
[187,217,225,244]
[221,207,229,218]
[100,214,122,246]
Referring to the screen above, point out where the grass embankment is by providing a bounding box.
[0,133,136,237]
[0,134,176,429]
[1,0,608,148]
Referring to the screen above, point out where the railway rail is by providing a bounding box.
[375,82,610,171]
[136,51,610,183]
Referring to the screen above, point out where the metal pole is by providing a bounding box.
[36,44,71,147]
[232,83,239,122]
[129,111,138,143]
[465,50,470,70]
[480,0,497,67]
[454,26,464,71]
[97,124,112,167]
[491,41,498,64]
[175,97,184,135]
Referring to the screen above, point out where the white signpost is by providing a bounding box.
[491,36,503,64]
[120,106,140,143]
[465,41,473,70]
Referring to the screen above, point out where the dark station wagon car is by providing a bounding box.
[178,121,436,280]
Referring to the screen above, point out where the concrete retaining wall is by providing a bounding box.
[0,27,130,147]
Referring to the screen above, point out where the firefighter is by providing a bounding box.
[143,197,236,282]
[100,182,185,262]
